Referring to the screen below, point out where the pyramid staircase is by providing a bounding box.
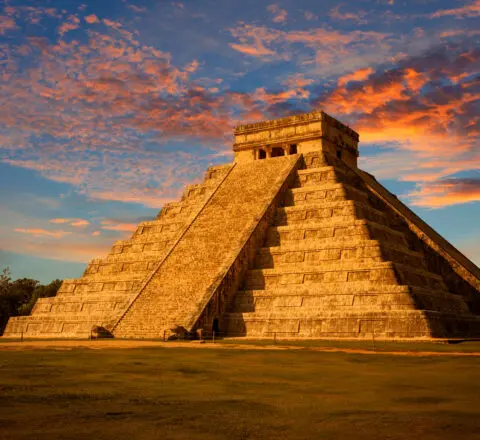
[223,152,480,339]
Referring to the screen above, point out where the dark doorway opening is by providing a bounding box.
[336,150,342,159]
[258,149,267,159]
[290,144,298,154]
[271,147,285,157]
[212,317,220,334]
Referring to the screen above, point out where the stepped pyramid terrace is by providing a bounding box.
[4,110,480,340]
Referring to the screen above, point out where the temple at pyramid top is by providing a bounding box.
[233,110,359,168]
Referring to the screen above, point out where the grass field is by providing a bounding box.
[1,345,480,439]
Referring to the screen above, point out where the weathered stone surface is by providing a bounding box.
[4,110,479,340]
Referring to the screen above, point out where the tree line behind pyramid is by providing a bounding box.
[3,111,480,340]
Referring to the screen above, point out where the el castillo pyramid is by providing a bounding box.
[4,111,480,340]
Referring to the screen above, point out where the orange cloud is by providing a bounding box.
[100,220,137,232]
[329,5,367,24]
[338,67,374,86]
[0,15,17,34]
[408,178,480,208]
[228,23,389,73]
[49,218,89,227]
[430,0,480,18]
[84,14,99,24]
[13,228,72,238]
[267,4,288,23]
[313,42,480,208]
[58,15,80,36]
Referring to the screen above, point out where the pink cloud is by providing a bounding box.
[329,5,368,24]
[58,14,80,36]
[409,178,480,208]
[13,228,72,238]
[0,15,17,34]
[430,0,480,18]
[84,14,99,24]
[337,67,374,86]
[100,220,137,232]
[267,4,288,23]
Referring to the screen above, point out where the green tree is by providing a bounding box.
[0,267,62,335]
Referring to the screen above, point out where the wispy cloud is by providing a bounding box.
[50,218,90,227]
[13,228,72,238]
[0,15,17,34]
[100,219,137,232]
[408,178,480,208]
[430,0,480,18]
[267,4,288,23]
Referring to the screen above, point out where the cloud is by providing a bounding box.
[125,4,147,13]
[337,67,374,86]
[329,5,368,24]
[228,22,390,75]
[50,218,90,227]
[312,41,480,207]
[0,12,246,207]
[58,14,80,36]
[84,14,99,24]
[267,4,288,23]
[408,178,480,208]
[430,0,480,19]
[100,219,138,232]
[303,11,317,21]
[13,228,72,238]
[0,15,17,34]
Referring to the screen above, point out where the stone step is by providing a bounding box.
[3,314,118,338]
[109,239,176,256]
[103,251,166,263]
[33,299,129,315]
[302,152,339,169]
[134,212,203,234]
[243,261,447,291]
[275,200,388,226]
[265,219,408,248]
[255,240,426,270]
[222,310,480,339]
[81,269,150,282]
[117,227,182,244]
[285,182,370,206]
[56,280,142,296]
[83,259,156,277]
[294,166,346,187]
[237,283,414,296]
[231,288,469,314]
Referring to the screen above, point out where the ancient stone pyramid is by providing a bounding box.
[5,111,480,339]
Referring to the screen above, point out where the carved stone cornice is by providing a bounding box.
[234,110,359,141]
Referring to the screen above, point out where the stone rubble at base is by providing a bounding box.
[4,111,480,340]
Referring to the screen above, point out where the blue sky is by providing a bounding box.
[0,0,479,282]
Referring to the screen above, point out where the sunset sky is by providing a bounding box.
[0,0,479,283]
